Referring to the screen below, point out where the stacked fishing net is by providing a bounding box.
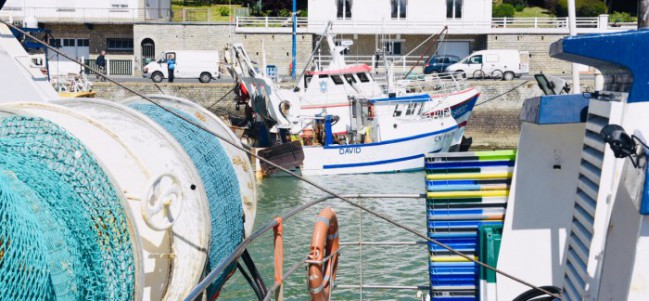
[0,116,136,301]
[130,103,244,296]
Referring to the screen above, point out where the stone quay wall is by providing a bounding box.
[92,79,595,149]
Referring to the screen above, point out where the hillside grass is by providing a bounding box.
[172,4,243,22]
[513,6,555,18]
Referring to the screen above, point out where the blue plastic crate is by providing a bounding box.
[428,220,503,231]
[425,159,515,170]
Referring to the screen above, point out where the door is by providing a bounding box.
[437,41,470,58]
[466,54,483,77]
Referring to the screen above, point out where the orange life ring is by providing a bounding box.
[308,207,340,301]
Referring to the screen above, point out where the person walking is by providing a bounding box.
[167,53,176,83]
[95,50,107,81]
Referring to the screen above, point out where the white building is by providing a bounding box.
[1,0,171,23]
[0,0,171,76]
[308,0,491,33]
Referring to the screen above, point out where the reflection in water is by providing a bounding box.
[219,172,429,300]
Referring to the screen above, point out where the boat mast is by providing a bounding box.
[567,0,580,94]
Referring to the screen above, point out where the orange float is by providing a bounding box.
[308,208,340,301]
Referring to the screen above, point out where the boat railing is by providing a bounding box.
[184,193,430,301]
[395,73,467,96]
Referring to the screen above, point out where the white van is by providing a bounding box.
[143,50,221,83]
[445,49,529,81]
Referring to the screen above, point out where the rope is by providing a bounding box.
[236,263,264,301]
[273,217,284,286]
[1,21,560,300]
[403,26,448,79]
[206,87,235,110]
[474,80,532,107]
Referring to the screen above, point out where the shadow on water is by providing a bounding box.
[219,171,429,300]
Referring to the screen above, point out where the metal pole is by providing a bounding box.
[567,0,580,93]
[291,0,297,79]
[639,0,649,28]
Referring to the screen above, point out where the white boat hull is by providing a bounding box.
[300,124,457,175]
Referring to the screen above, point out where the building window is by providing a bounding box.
[77,39,89,47]
[49,39,61,48]
[107,38,134,52]
[63,38,75,47]
[336,0,352,20]
[391,0,407,19]
[446,0,463,19]
[382,41,403,55]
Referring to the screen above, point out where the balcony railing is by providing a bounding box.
[236,15,635,34]
[0,6,172,23]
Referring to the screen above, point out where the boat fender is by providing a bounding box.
[307,208,340,301]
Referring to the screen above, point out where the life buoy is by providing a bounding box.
[308,207,340,301]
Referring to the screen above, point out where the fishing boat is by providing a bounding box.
[2,2,649,300]
[225,24,479,176]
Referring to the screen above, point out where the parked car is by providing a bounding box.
[423,55,460,74]
[143,50,221,83]
[445,49,529,80]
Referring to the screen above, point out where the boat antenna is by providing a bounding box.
[293,21,333,90]
[0,20,561,300]
[402,26,448,79]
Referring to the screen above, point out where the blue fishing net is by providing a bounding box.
[0,171,55,301]
[0,116,136,301]
[129,103,244,297]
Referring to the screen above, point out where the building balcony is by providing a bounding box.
[0,6,172,24]
[235,15,635,35]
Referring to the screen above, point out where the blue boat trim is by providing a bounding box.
[371,93,431,103]
[320,125,458,149]
[323,154,425,169]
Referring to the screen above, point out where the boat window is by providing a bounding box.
[344,74,357,84]
[393,104,406,117]
[319,74,329,78]
[405,103,421,115]
[331,75,344,85]
[305,75,313,88]
[356,72,370,83]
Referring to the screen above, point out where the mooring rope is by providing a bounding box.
[1,21,561,300]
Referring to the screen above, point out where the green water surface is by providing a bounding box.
[219,171,429,300]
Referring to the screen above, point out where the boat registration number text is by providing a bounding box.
[339,147,362,155]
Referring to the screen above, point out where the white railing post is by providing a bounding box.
[235,16,239,27]
[265,16,268,28]
[534,17,538,28]
[598,14,609,32]
[503,17,507,28]
[106,59,111,76]
[207,8,211,22]
[182,8,186,22]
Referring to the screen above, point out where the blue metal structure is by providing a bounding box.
[551,29,649,103]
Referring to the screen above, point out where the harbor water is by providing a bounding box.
[219,171,429,300]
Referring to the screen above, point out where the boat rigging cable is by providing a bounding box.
[474,80,532,107]
[402,26,448,79]
[0,20,561,300]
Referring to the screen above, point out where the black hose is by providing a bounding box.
[241,249,269,297]
[236,262,264,301]
[512,285,562,301]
